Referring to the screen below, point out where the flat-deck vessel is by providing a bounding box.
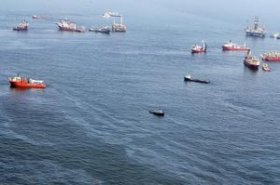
[89,26,110,34]
[261,51,280,62]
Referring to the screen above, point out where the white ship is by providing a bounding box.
[112,16,127,32]
[56,19,85,32]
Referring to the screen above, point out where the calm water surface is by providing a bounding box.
[0,0,280,184]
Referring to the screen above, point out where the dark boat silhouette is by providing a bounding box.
[149,109,164,116]
[184,75,210,84]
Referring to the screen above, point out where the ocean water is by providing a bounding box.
[0,0,280,184]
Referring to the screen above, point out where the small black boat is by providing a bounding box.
[149,109,165,117]
[89,26,110,34]
[184,75,210,84]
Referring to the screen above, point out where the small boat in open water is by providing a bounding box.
[32,15,39,19]
[184,75,210,84]
[262,63,271,72]
[9,75,46,89]
[32,15,46,20]
[89,26,110,34]
[13,20,28,31]
[191,41,207,54]
[270,33,280,39]
[149,109,165,117]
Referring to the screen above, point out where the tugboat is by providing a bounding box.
[261,51,280,62]
[89,26,110,34]
[222,40,250,51]
[56,19,85,32]
[9,75,46,89]
[191,41,207,54]
[262,63,271,72]
[244,50,260,70]
[112,16,127,32]
[13,20,28,31]
[184,75,210,84]
[149,109,165,117]
[245,17,265,38]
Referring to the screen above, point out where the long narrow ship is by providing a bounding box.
[222,41,250,51]
[9,75,46,89]
[261,51,280,62]
[56,19,85,32]
[89,26,111,34]
[13,20,29,31]
[244,51,260,70]
[245,17,265,38]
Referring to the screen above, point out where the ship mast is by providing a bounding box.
[254,16,259,30]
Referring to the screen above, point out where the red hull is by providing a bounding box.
[191,49,206,54]
[263,57,280,62]
[222,46,249,51]
[244,61,259,70]
[9,81,46,89]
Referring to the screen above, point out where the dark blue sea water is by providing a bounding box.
[1,0,280,184]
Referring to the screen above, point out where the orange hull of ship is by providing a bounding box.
[9,80,46,89]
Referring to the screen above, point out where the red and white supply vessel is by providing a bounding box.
[261,51,280,62]
[9,75,46,89]
[191,41,207,54]
[222,41,250,51]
